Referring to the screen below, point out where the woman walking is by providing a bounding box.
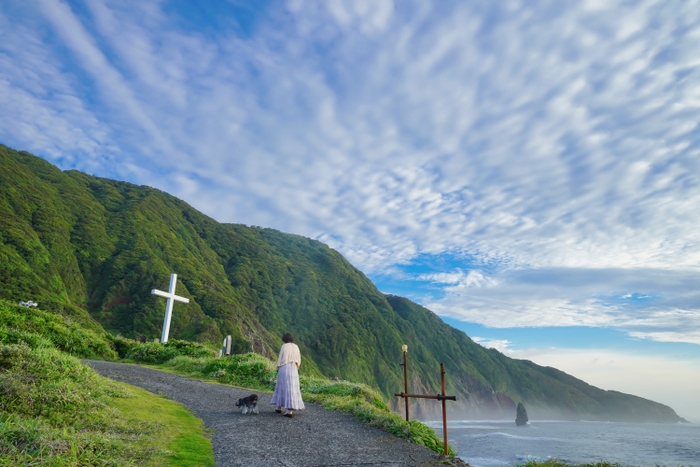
[270,333,305,417]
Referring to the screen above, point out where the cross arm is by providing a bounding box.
[152,289,171,298]
[394,393,457,401]
[151,289,190,303]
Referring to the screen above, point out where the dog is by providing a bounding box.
[235,394,259,414]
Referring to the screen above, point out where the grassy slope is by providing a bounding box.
[0,344,213,466]
[0,300,214,466]
[111,385,214,467]
[0,299,116,360]
[0,145,684,422]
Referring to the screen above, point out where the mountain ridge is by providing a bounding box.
[0,144,684,422]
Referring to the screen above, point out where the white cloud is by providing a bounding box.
[3,1,700,343]
[471,337,511,353]
[35,0,172,154]
[418,270,497,288]
[0,8,114,166]
[326,0,394,34]
[417,272,464,284]
[425,267,700,344]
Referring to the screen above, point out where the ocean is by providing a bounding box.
[426,419,700,467]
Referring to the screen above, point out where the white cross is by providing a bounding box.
[151,273,190,343]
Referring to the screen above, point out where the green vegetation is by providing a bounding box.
[0,299,116,359]
[0,343,213,466]
[124,339,215,363]
[110,385,214,467]
[0,299,214,466]
[0,144,685,423]
[0,300,214,466]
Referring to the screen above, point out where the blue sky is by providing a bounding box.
[2,0,700,420]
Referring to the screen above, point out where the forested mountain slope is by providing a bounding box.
[0,145,683,422]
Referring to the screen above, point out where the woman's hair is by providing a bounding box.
[282,333,294,343]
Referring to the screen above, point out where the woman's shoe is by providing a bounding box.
[275,408,282,413]
[283,412,293,418]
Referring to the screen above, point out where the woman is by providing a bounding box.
[270,332,305,417]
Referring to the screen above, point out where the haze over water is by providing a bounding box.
[428,420,700,467]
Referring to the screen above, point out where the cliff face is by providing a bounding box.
[0,144,685,423]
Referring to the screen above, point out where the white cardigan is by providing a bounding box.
[277,342,301,368]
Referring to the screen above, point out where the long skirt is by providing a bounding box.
[270,362,305,410]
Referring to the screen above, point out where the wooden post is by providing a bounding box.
[441,363,448,456]
[395,351,456,457]
[403,346,409,421]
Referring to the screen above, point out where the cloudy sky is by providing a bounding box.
[2,0,700,420]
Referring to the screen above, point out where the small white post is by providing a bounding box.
[151,273,190,343]
[220,335,232,357]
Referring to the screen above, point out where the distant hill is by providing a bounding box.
[0,144,684,422]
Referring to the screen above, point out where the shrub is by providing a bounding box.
[0,328,53,349]
[126,339,215,364]
[162,339,215,359]
[300,377,388,410]
[107,334,139,359]
[166,352,277,390]
[126,342,180,364]
[0,300,117,359]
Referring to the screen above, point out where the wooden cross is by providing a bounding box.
[151,273,190,343]
[395,345,457,456]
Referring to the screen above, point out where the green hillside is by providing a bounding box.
[0,144,683,422]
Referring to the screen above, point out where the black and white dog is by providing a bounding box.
[235,394,259,414]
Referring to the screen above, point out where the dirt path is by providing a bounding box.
[85,360,463,467]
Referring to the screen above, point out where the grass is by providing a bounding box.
[0,299,117,359]
[0,300,213,466]
[0,343,142,466]
[0,319,214,466]
[110,385,214,467]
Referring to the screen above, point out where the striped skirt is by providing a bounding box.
[270,362,305,410]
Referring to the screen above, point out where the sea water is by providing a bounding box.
[426,420,700,467]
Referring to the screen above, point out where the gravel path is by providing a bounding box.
[85,360,464,467]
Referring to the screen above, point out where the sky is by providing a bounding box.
[2,0,700,420]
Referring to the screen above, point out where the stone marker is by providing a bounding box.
[151,273,190,343]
